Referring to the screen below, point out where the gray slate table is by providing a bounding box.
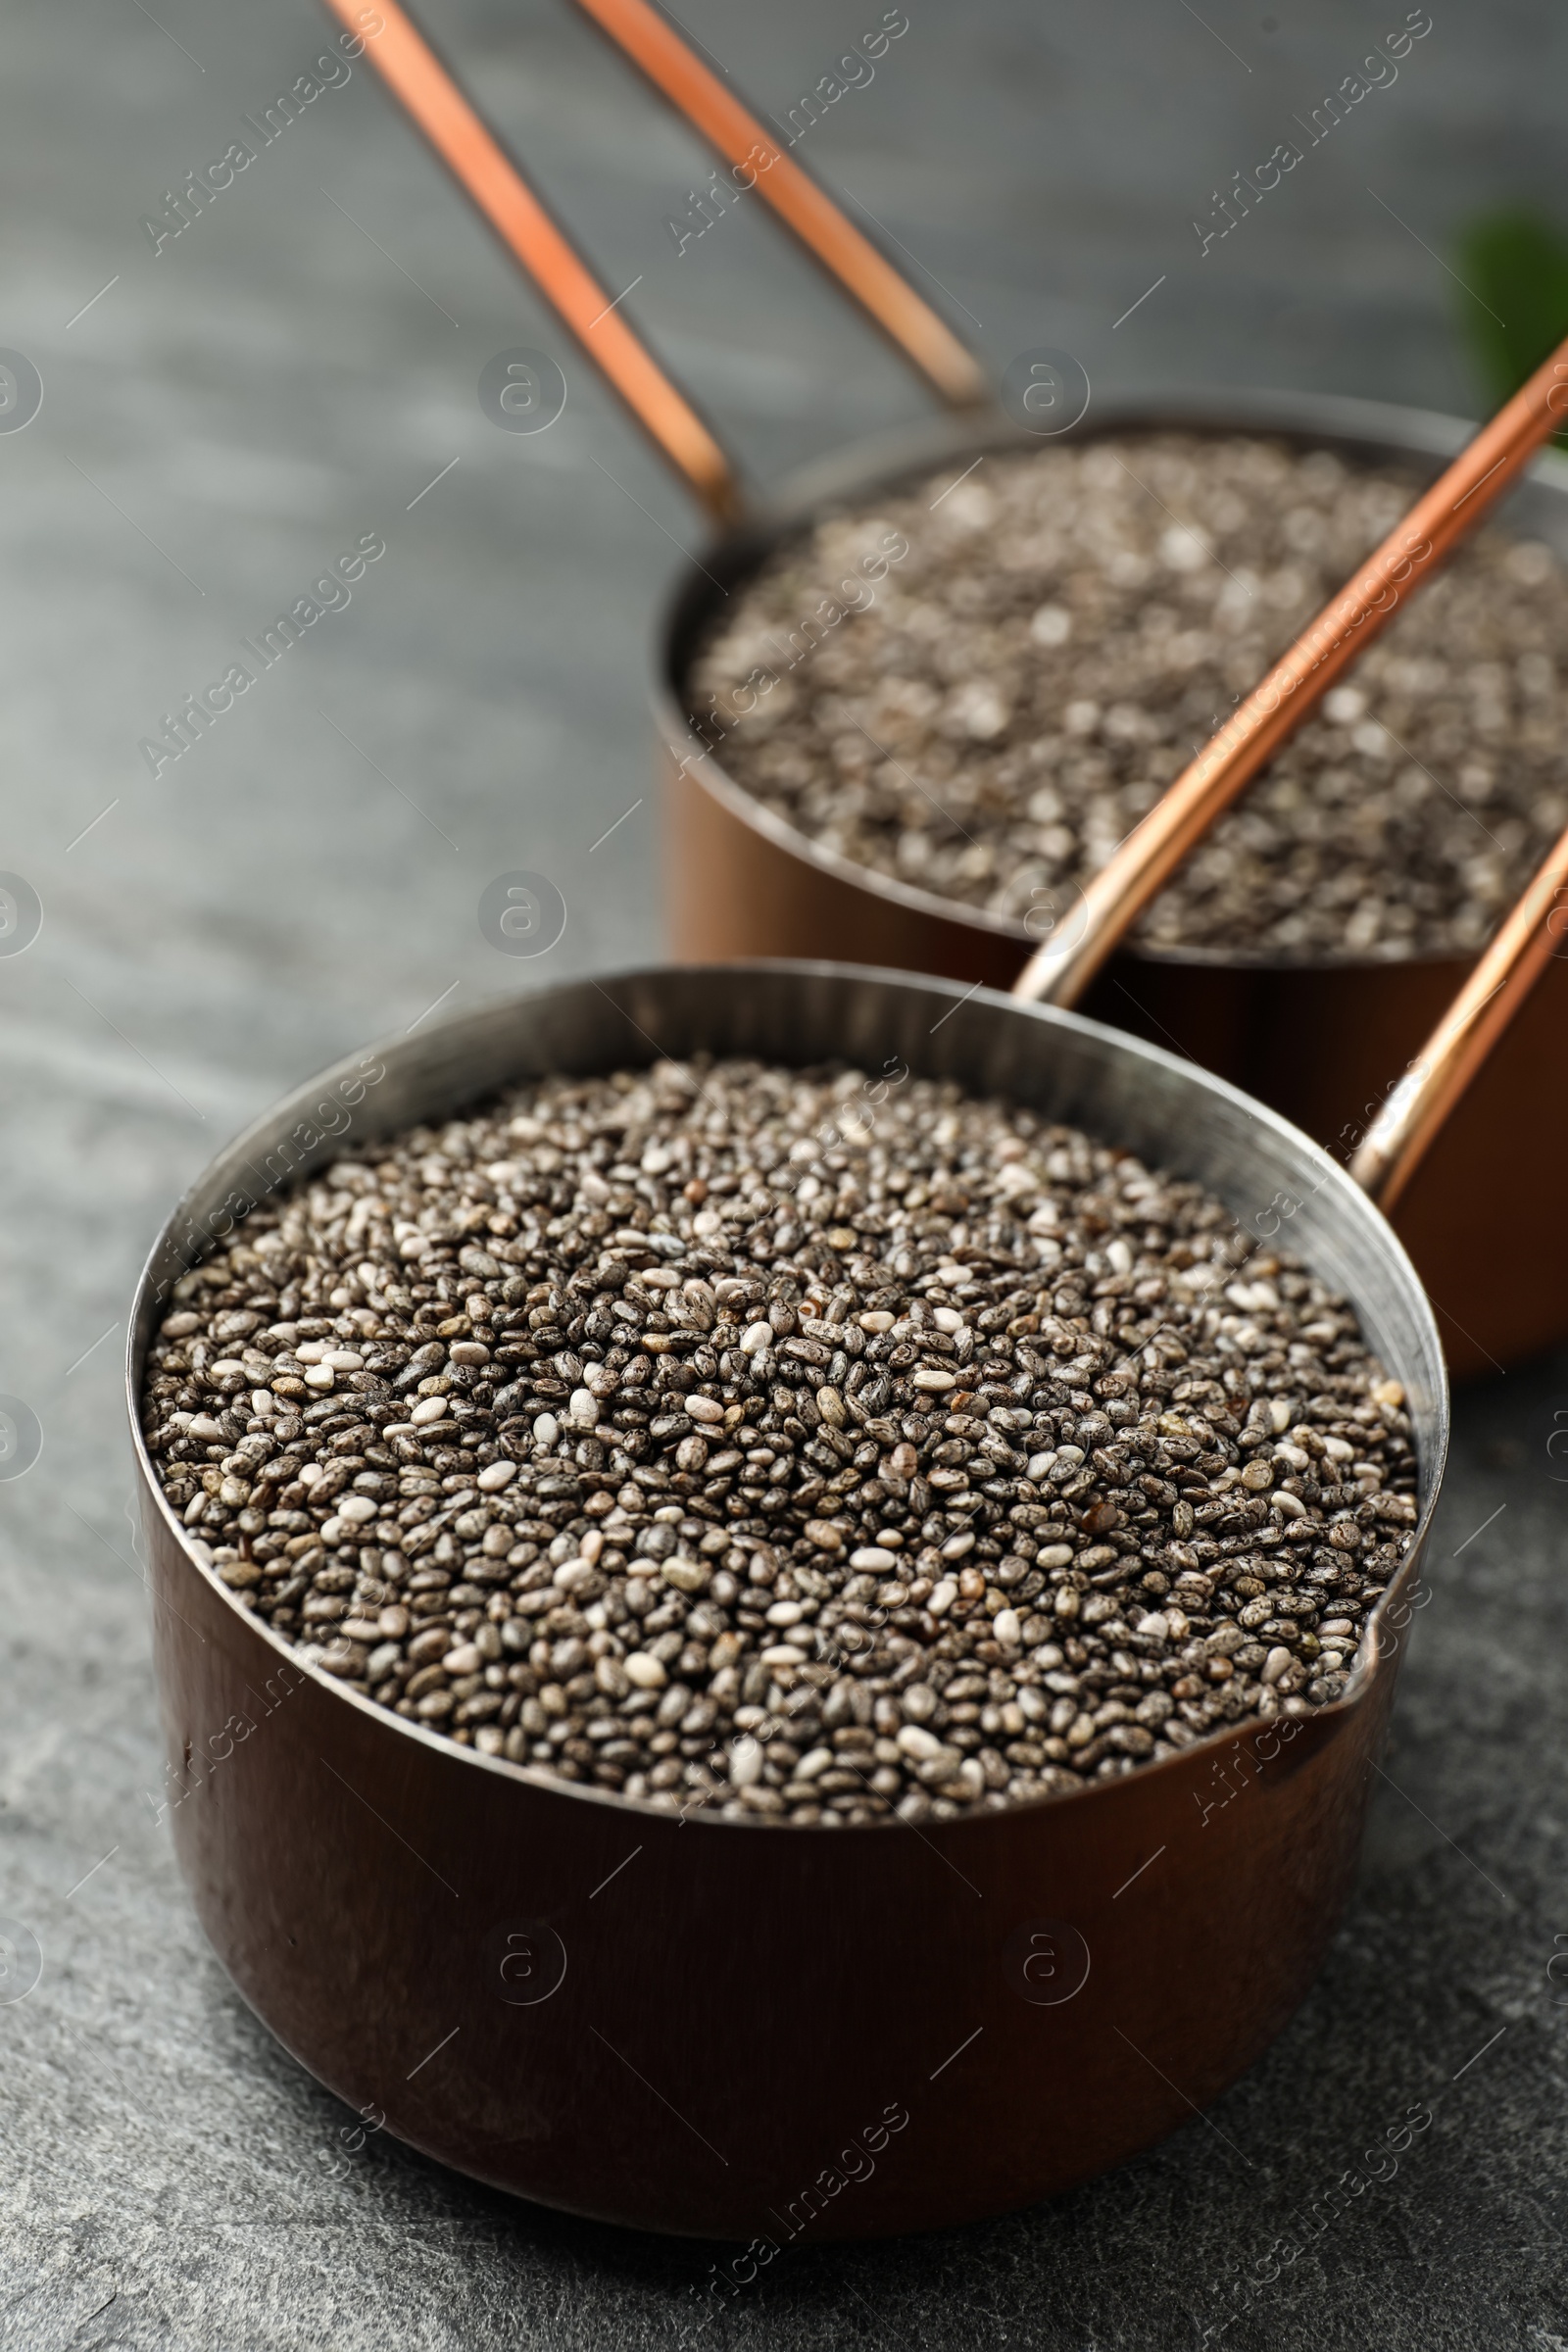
[2,0,1565,2342]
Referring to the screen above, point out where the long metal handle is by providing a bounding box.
[569,0,987,409]
[1351,829,1568,1208]
[321,0,741,518]
[1013,335,1568,1006]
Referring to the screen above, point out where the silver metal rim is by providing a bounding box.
[126,961,1450,1827]
[657,389,1568,973]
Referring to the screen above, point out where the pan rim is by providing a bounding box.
[657,387,1568,975]
[126,958,1450,1833]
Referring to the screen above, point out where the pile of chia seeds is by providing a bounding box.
[685,432,1568,961]
[141,1056,1419,1823]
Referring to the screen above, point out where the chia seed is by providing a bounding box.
[140,1055,1419,1824]
[686,432,1568,961]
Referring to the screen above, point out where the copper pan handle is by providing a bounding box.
[320,0,741,519]
[567,0,987,410]
[1013,334,1568,1006]
[1350,835,1568,1209]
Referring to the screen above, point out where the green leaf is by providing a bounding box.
[1454,209,1568,431]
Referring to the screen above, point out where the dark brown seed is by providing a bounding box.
[687,433,1567,961]
[142,1054,1418,1822]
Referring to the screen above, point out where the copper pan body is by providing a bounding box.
[127,963,1446,2239]
[659,392,1568,1376]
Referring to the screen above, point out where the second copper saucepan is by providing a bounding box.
[655,390,1568,1376]
[325,0,1568,1373]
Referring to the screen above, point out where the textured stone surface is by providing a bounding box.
[1,0,1566,2343]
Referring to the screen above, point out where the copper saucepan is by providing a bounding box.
[327,0,1568,1374]
[655,389,1568,1377]
[129,961,1448,2239]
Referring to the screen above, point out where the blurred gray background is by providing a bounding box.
[3,0,1567,2343]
